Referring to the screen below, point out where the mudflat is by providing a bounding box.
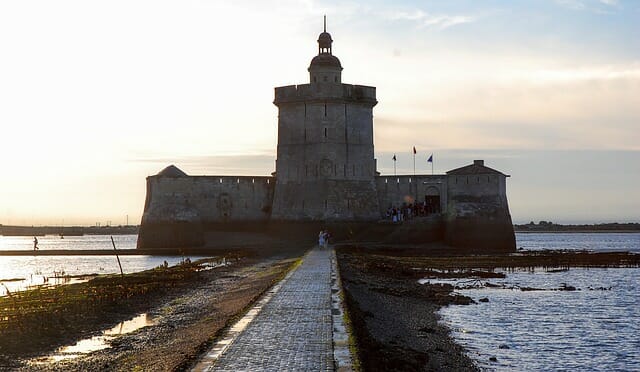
[337,246,478,372]
[1,249,303,371]
[336,245,640,371]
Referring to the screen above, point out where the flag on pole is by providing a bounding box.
[392,154,396,161]
[427,154,433,163]
[413,146,417,154]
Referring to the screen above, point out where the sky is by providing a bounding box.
[0,0,638,225]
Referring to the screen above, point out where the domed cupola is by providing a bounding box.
[309,16,343,84]
[317,31,333,54]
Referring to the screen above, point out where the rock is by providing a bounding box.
[499,344,510,349]
[479,297,489,303]
[489,356,498,362]
[560,283,577,291]
[418,327,436,334]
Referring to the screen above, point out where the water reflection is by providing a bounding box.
[46,313,156,362]
[0,255,207,296]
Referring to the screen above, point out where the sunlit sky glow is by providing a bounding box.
[1,0,638,225]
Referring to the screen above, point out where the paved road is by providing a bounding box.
[202,247,337,371]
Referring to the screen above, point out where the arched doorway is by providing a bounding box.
[424,186,441,215]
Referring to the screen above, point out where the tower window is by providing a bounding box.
[324,127,327,138]
[324,103,327,116]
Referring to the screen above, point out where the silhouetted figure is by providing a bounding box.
[33,237,39,251]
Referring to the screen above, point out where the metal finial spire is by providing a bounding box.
[324,15,326,32]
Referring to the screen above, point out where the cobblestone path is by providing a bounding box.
[200,247,338,371]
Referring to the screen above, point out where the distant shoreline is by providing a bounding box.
[515,229,640,233]
[0,224,139,236]
[514,222,640,233]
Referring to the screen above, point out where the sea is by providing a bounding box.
[438,232,640,371]
[0,234,210,296]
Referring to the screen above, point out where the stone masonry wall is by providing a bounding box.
[271,81,379,221]
[444,172,515,251]
[375,175,448,215]
[142,176,275,224]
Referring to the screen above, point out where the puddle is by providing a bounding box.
[36,313,155,363]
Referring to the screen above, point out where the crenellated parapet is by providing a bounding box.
[274,83,377,105]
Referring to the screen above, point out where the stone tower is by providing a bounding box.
[271,20,381,221]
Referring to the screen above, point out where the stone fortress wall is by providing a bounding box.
[375,175,448,215]
[142,175,275,225]
[137,25,515,252]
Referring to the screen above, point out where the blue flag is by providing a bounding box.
[427,154,433,163]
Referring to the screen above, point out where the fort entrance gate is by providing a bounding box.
[425,186,441,215]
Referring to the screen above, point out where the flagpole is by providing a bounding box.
[413,148,416,204]
[393,154,397,176]
[413,149,416,178]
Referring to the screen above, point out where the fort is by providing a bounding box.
[138,24,515,252]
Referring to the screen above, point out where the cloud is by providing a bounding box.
[386,9,476,29]
[371,59,640,152]
[556,0,618,11]
[132,154,276,176]
[556,0,586,10]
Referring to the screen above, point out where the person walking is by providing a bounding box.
[33,236,39,251]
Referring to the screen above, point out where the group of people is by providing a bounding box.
[385,201,440,223]
[318,230,331,248]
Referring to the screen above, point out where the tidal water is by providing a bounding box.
[0,234,137,251]
[438,232,640,371]
[515,232,640,253]
[0,234,208,296]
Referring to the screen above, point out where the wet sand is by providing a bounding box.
[337,246,479,372]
